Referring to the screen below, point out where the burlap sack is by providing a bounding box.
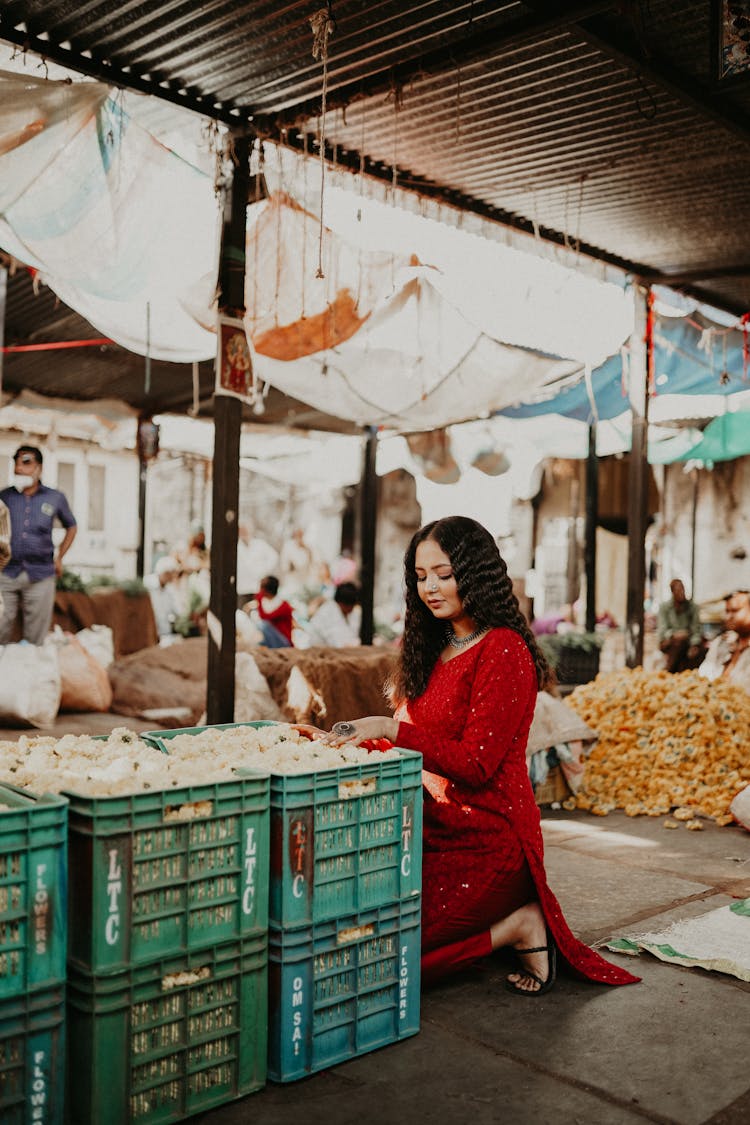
[56,634,113,713]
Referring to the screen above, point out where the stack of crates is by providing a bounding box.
[263,732,424,1081]
[148,722,424,1083]
[63,771,270,1124]
[0,785,67,1125]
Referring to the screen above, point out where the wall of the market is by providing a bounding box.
[657,456,750,607]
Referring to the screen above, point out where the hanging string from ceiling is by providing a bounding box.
[310,3,336,279]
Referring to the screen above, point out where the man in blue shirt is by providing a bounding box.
[0,445,77,645]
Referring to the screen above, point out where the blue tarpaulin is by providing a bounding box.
[499,313,747,425]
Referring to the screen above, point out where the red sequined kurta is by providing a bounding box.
[394,627,639,987]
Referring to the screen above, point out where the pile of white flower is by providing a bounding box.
[0,723,400,798]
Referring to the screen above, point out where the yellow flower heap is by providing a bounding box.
[566,668,750,824]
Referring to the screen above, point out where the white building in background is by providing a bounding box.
[0,410,356,583]
[0,423,140,580]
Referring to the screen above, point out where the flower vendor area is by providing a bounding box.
[0,716,748,1123]
[564,668,750,827]
[0,720,421,1122]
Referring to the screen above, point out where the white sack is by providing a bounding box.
[0,643,61,727]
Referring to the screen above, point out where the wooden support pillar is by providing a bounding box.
[584,421,598,633]
[690,467,699,596]
[206,132,251,724]
[136,457,147,579]
[565,475,580,608]
[625,284,652,668]
[359,426,378,646]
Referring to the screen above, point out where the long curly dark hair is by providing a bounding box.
[390,515,551,702]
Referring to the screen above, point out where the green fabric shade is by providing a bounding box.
[676,411,750,465]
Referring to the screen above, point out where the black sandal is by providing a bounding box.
[505,932,557,997]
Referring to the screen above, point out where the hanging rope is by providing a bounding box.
[310,4,336,279]
[144,301,151,396]
[189,360,200,416]
[385,77,403,201]
[301,132,310,319]
[741,312,750,381]
[574,173,586,265]
[252,140,264,326]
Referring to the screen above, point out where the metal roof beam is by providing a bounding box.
[641,264,750,286]
[0,22,249,126]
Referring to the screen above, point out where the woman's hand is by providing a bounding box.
[291,722,329,741]
[323,716,398,747]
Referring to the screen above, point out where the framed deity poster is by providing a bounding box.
[713,0,750,84]
[215,315,256,402]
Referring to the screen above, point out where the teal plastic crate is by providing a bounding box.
[268,898,421,1082]
[0,786,67,1000]
[146,722,423,930]
[0,984,65,1125]
[65,773,269,974]
[66,934,267,1124]
[268,750,423,928]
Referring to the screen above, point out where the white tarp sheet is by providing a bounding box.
[250,261,582,430]
[0,69,634,432]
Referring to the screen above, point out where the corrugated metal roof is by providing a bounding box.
[2,0,750,413]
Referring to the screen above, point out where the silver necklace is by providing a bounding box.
[445,626,485,649]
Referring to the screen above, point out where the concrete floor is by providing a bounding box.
[201,808,750,1125]
[2,716,748,1125]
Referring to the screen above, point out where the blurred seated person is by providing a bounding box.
[280,527,317,593]
[144,556,182,640]
[243,574,294,648]
[178,521,210,572]
[531,604,574,637]
[236,523,279,608]
[173,522,211,618]
[305,560,336,617]
[699,589,750,694]
[306,582,361,647]
[657,579,704,673]
[331,548,358,587]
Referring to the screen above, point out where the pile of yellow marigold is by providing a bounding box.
[565,668,750,824]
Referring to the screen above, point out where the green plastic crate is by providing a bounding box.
[66,934,267,1125]
[268,898,421,1082]
[0,786,67,1000]
[65,773,269,974]
[0,984,65,1125]
[145,723,423,929]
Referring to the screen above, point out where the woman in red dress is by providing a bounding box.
[324,516,639,995]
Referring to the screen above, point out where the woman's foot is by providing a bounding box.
[493,902,553,993]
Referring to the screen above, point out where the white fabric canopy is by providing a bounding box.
[0,71,220,363]
[251,265,583,431]
[0,69,634,432]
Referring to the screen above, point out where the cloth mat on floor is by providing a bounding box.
[605,898,750,982]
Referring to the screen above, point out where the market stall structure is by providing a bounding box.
[3,2,750,720]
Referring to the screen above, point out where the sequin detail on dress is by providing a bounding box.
[394,628,640,987]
